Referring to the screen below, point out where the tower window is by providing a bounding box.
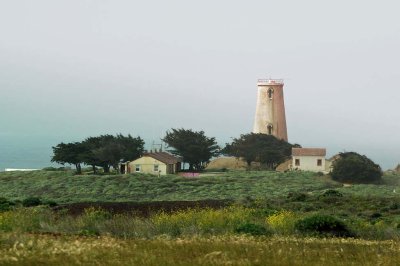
[267,124,273,135]
[267,88,274,99]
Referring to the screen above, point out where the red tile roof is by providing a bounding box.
[144,152,182,164]
[292,148,326,156]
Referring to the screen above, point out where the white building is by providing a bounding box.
[123,152,182,176]
[292,148,327,172]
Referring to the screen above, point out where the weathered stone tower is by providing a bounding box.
[253,79,288,141]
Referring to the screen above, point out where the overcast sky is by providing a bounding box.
[0,0,399,169]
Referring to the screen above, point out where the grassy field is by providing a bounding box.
[1,170,400,264]
[1,170,400,203]
[1,233,399,266]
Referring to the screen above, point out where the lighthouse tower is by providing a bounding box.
[253,79,288,142]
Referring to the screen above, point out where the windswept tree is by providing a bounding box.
[81,134,144,173]
[53,134,144,174]
[223,133,296,170]
[51,142,85,174]
[115,134,145,162]
[163,128,220,171]
[80,136,103,174]
[90,135,121,173]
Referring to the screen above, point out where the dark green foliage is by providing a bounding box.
[0,197,9,204]
[52,142,86,174]
[79,228,101,236]
[370,212,382,219]
[287,192,308,201]
[42,167,61,171]
[295,214,352,237]
[163,128,220,171]
[52,134,144,174]
[331,152,382,184]
[234,223,269,236]
[223,133,295,170]
[22,197,42,207]
[44,200,58,207]
[0,197,13,212]
[320,189,343,198]
[389,202,400,210]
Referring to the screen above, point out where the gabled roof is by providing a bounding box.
[292,148,326,157]
[143,152,182,164]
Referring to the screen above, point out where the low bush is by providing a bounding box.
[320,189,343,198]
[370,212,382,219]
[234,223,269,236]
[331,152,382,184]
[0,197,14,212]
[44,200,58,207]
[22,197,42,207]
[287,192,308,201]
[295,214,353,237]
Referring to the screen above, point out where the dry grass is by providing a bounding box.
[0,234,399,265]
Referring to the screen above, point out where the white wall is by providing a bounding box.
[292,156,326,172]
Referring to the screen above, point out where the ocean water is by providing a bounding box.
[0,135,59,171]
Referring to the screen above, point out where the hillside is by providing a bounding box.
[1,170,400,203]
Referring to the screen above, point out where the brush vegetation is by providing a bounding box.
[2,170,400,264]
[1,170,399,203]
[1,205,400,265]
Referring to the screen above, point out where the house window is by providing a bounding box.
[295,159,300,166]
[267,88,274,99]
[135,165,141,172]
[317,159,322,166]
[154,164,159,172]
[267,124,273,135]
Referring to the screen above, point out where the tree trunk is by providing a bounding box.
[92,165,96,174]
[75,163,82,174]
[246,161,251,171]
[103,165,110,173]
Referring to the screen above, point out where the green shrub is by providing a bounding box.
[370,212,382,219]
[331,152,382,184]
[44,200,58,207]
[42,167,59,171]
[389,202,400,210]
[287,192,308,201]
[320,189,343,198]
[295,214,353,237]
[22,197,42,207]
[0,197,14,212]
[234,223,269,236]
[0,203,11,212]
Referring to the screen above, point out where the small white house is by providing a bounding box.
[292,148,326,172]
[125,152,182,176]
